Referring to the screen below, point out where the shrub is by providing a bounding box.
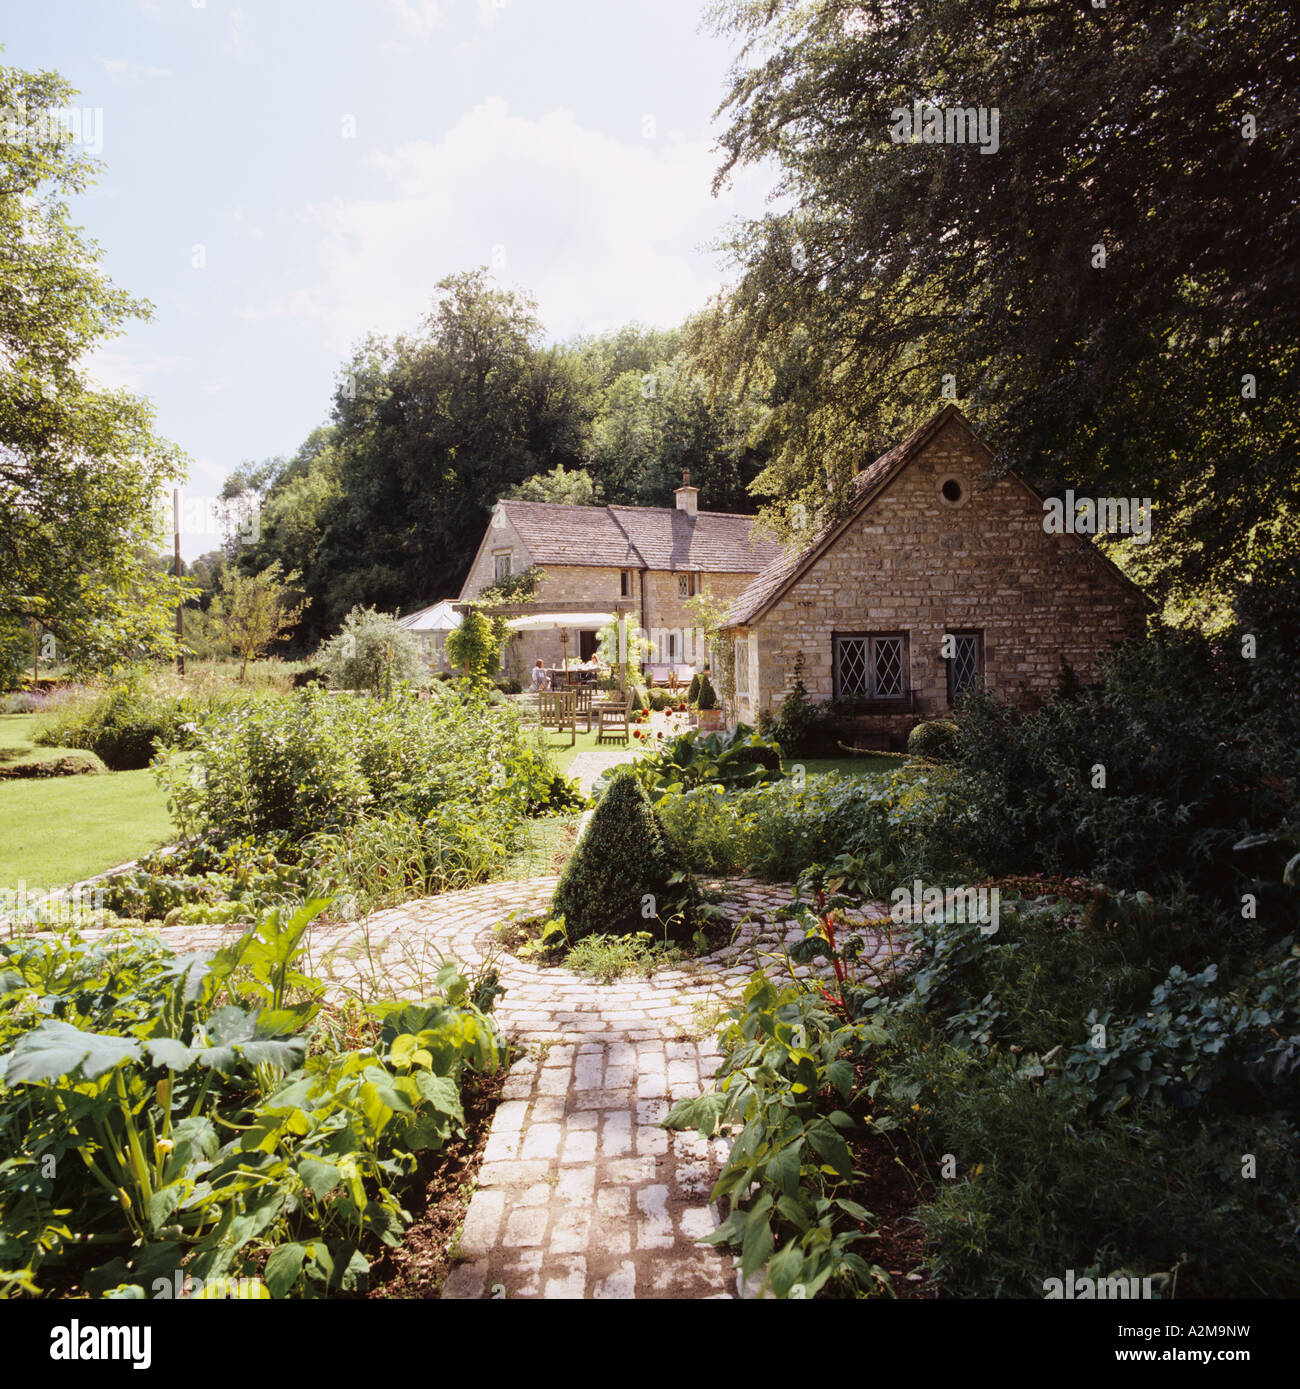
[32,675,260,770]
[155,686,556,854]
[445,606,507,685]
[940,634,1299,902]
[0,692,40,715]
[686,672,702,706]
[550,772,699,941]
[317,607,424,696]
[598,723,784,803]
[656,766,961,885]
[696,675,718,711]
[907,719,959,761]
[769,652,814,754]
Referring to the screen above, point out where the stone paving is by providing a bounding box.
[566,746,643,796]
[76,871,898,1299]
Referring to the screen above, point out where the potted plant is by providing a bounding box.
[696,674,722,731]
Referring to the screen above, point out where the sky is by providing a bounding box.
[1,0,778,557]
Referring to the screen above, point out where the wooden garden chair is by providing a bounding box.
[538,689,577,746]
[573,684,595,733]
[596,691,632,745]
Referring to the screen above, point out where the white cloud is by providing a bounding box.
[84,344,189,395]
[389,0,446,40]
[248,98,774,353]
[97,57,171,81]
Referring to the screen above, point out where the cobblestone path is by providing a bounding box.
[75,874,896,1299]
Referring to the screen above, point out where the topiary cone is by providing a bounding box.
[550,771,698,941]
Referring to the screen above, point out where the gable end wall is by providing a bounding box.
[741,420,1148,730]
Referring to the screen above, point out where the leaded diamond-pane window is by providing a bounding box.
[946,631,983,703]
[734,637,751,697]
[873,636,904,696]
[834,634,908,700]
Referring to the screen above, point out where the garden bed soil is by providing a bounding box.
[843,1122,940,1298]
[365,1066,506,1299]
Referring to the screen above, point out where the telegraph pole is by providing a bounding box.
[174,488,185,676]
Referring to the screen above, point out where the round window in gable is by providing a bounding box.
[939,476,968,507]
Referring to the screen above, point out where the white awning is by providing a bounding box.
[399,600,462,632]
[504,611,618,631]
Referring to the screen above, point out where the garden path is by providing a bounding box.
[566,745,639,796]
[311,876,897,1300]
[85,875,897,1298]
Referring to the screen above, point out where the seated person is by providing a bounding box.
[530,659,550,692]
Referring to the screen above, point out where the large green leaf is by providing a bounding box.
[1,1019,141,1082]
[806,1119,853,1179]
[264,1242,308,1298]
[196,1005,305,1075]
[767,1240,806,1298]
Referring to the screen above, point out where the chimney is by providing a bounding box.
[675,467,698,518]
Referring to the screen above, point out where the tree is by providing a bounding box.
[444,605,507,686]
[0,55,190,665]
[212,562,308,681]
[588,355,767,511]
[506,464,603,506]
[317,605,423,697]
[698,1,1300,617]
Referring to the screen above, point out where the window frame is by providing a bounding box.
[620,569,633,598]
[493,552,512,583]
[945,629,985,705]
[734,635,751,698]
[832,630,911,703]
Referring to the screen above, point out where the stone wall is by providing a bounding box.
[461,526,763,676]
[734,418,1149,742]
[639,571,754,665]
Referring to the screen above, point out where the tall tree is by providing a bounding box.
[303,270,597,635]
[0,55,188,667]
[697,0,1300,614]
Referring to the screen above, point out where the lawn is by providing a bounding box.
[0,713,175,890]
[0,713,71,770]
[541,725,605,776]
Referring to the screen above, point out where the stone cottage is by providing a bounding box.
[456,484,785,678]
[720,406,1150,746]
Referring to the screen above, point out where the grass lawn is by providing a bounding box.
[0,713,70,770]
[0,714,175,890]
[540,726,605,776]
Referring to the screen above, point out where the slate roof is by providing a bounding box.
[723,406,979,627]
[498,499,784,574]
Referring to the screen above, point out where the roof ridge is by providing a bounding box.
[604,504,649,568]
[722,406,983,628]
